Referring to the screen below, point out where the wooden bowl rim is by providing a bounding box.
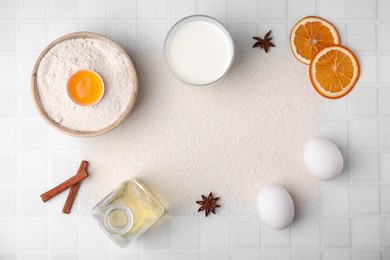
[31,31,138,137]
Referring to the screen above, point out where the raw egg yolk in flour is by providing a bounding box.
[67,69,104,106]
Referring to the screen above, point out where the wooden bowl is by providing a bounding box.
[31,32,138,137]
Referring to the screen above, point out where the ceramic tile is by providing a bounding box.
[263,251,291,260]
[292,218,320,248]
[382,120,390,149]
[18,0,46,19]
[48,152,82,184]
[171,251,200,260]
[140,216,170,249]
[199,0,227,20]
[353,218,382,248]
[352,185,381,214]
[19,87,39,118]
[0,119,17,150]
[322,251,351,260]
[48,128,79,151]
[19,152,47,184]
[19,119,48,151]
[109,0,137,19]
[140,252,170,260]
[19,218,47,249]
[79,218,109,250]
[48,218,79,249]
[20,23,47,52]
[19,252,47,260]
[348,24,377,52]
[384,185,390,214]
[263,225,291,248]
[0,88,16,118]
[323,218,351,248]
[358,55,378,84]
[49,0,76,19]
[325,97,349,118]
[230,0,258,21]
[259,0,287,20]
[350,152,380,182]
[320,0,347,20]
[48,252,79,260]
[0,218,16,250]
[201,218,230,249]
[48,23,77,42]
[290,0,316,19]
[352,251,382,260]
[292,251,321,260]
[79,22,107,35]
[79,252,109,260]
[321,184,350,215]
[351,120,378,149]
[19,54,38,84]
[0,0,389,257]
[0,0,15,18]
[354,76,378,103]
[109,252,139,260]
[0,253,16,260]
[384,153,390,182]
[380,89,390,116]
[350,0,377,19]
[170,0,197,19]
[381,0,390,19]
[0,152,17,184]
[19,186,47,217]
[140,0,166,20]
[0,23,16,52]
[0,186,17,216]
[232,218,261,249]
[232,251,261,260]
[79,0,106,19]
[381,23,390,52]
[170,217,200,249]
[0,54,16,84]
[381,55,390,83]
[319,120,349,149]
[110,239,139,250]
[385,218,390,248]
[201,251,230,260]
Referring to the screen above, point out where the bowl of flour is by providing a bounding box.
[31,32,138,137]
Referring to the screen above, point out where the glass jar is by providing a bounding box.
[92,179,166,247]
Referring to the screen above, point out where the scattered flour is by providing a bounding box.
[43,25,329,217]
[36,38,135,132]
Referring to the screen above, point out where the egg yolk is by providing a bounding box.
[67,69,104,106]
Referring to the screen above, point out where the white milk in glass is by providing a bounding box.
[165,16,234,86]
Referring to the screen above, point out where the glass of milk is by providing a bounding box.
[164,15,235,86]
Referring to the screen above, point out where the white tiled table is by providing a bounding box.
[0,0,389,259]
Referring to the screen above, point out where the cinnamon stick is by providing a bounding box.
[40,165,89,202]
[62,161,89,214]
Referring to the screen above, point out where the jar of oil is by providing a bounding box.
[92,179,166,247]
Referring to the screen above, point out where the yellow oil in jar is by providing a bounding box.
[93,179,165,247]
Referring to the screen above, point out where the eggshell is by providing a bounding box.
[304,138,344,180]
[256,185,295,230]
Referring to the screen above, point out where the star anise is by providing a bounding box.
[252,30,275,53]
[196,192,220,217]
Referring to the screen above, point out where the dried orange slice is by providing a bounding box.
[309,45,360,99]
[290,16,340,64]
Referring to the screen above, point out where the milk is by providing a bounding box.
[165,16,234,86]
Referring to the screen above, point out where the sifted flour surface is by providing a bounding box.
[67,24,328,217]
[36,38,135,132]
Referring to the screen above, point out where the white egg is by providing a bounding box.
[256,185,295,230]
[304,138,344,180]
